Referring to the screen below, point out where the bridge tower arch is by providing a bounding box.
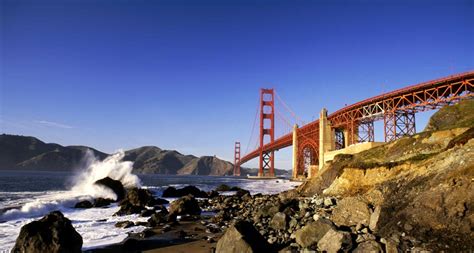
[297,139,318,178]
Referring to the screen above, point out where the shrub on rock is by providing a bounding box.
[12,211,82,253]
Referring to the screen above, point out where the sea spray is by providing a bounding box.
[1,150,141,220]
[70,149,141,200]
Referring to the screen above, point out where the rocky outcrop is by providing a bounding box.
[297,100,474,251]
[94,177,126,201]
[169,195,201,217]
[115,188,168,216]
[12,211,82,253]
[216,220,272,253]
[162,186,208,198]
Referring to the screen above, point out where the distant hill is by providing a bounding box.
[0,134,290,176]
[0,135,105,171]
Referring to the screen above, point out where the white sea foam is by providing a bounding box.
[0,164,301,251]
[70,150,141,200]
[0,150,145,251]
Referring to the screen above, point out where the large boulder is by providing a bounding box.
[74,200,93,209]
[331,197,371,227]
[162,185,208,198]
[270,212,287,230]
[216,184,232,191]
[352,239,383,253]
[12,211,82,253]
[115,188,168,216]
[317,229,353,253]
[94,177,125,201]
[126,188,168,206]
[216,220,272,253]
[294,218,336,248]
[93,198,114,207]
[169,195,201,217]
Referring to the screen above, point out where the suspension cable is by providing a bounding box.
[274,91,304,124]
[245,97,260,154]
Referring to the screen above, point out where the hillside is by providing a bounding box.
[0,135,105,171]
[297,99,474,251]
[0,134,238,176]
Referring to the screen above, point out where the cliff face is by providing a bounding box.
[298,99,474,250]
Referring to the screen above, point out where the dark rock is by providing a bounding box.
[153,205,169,214]
[147,212,170,227]
[94,198,114,207]
[208,190,220,198]
[115,187,168,216]
[216,184,232,191]
[235,189,250,198]
[115,221,134,228]
[74,200,93,209]
[140,209,155,217]
[94,177,125,201]
[126,188,168,207]
[12,211,82,253]
[140,229,156,238]
[169,195,202,217]
[162,186,208,198]
[216,220,273,253]
[114,202,145,216]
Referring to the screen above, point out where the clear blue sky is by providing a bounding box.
[1,0,473,170]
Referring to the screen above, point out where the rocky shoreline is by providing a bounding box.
[11,181,467,253]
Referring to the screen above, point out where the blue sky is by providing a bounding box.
[1,0,473,169]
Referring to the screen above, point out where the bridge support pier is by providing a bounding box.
[319,108,334,170]
[292,124,298,179]
[384,110,416,142]
[358,120,375,142]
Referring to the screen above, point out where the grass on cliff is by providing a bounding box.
[425,98,474,131]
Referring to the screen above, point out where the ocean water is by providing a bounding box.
[0,159,300,251]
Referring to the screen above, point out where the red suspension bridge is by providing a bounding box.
[233,71,474,179]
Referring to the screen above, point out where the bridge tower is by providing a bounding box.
[258,88,275,177]
[233,141,241,176]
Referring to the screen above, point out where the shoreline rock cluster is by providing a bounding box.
[11,179,473,253]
